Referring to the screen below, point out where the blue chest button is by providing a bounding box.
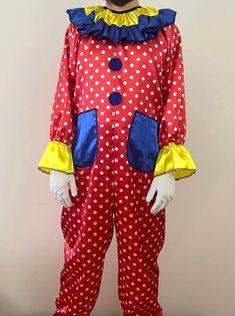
[109,92,122,106]
[109,57,122,71]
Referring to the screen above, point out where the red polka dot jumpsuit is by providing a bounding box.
[38,5,196,316]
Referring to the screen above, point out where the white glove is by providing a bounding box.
[49,170,78,208]
[146,171,176,215]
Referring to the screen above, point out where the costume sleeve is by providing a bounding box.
[37,24,78,175]
[154,23,196,180]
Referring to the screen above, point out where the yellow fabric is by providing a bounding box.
[84,5,159,27]
[37,141,74,175]
[154,143,196,180]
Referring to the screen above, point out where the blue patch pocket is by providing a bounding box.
[72,109,98,168]
[127,110,160,172]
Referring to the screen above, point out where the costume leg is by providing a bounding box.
[52,166,115,316]
[114,164,166,316]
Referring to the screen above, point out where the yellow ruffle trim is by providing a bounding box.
[37,141,74,175]
[85,5,159,27]
[154,143,197,180]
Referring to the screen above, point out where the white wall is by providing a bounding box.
[0,0,234,315]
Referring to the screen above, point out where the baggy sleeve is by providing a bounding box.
[154,23,197,180]
[37,24,78,175]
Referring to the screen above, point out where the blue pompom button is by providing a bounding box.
[109,92,122,106]
[109,57,122,71]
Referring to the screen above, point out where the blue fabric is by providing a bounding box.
[109,57,122,70]
[127,111,160,172]
[109,91,122,105]
[72,109,98,167]
[66,8,177,44]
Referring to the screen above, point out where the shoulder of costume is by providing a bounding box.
[65,6,177,44]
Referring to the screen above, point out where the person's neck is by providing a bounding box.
[103,0,140,12]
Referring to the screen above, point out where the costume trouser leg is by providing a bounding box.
[52,166,115,316]
[52,156,166,316]
[113,157,166,316]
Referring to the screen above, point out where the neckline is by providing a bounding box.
[102,5,142,14]
[66,6,177,44]
[86,5,159,27]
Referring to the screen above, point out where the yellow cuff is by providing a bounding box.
[37,141,74,175]
[154,142,196,180]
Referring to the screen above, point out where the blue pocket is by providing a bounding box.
[72,109,98,168]
[127,110,160,172]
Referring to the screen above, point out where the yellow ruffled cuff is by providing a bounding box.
[154,142,196,180]
[37,141,74,175]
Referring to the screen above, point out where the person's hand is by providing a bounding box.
[49,170,78,208]
[146,171,176,215]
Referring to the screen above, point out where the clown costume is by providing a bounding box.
[37,4,196,316]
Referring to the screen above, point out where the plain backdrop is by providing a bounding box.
[0,0,235,315]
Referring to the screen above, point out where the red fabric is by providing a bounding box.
[53,166,166,315]
[49,23,187,150]
[48,21,186,315]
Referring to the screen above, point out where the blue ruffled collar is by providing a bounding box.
[66,5,176,44]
